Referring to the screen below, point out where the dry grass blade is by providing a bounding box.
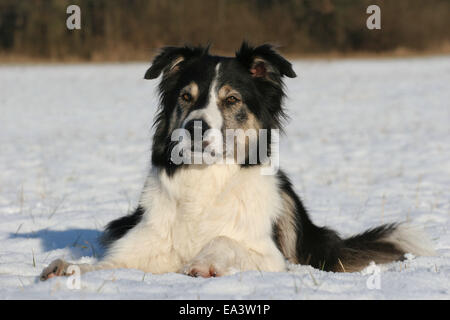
[338,258,346,272]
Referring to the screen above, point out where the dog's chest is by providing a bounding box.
[143,165,282,262]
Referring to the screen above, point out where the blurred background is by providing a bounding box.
[0,0,449,62]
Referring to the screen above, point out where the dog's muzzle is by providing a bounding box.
[184,119,212,151]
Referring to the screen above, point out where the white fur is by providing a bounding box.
[385,223,436,257]
[99,164,286,275]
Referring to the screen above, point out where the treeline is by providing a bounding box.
[0,0,449,61]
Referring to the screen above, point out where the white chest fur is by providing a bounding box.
[137,164,283,267]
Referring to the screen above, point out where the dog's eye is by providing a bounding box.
[225,96,239,105]
[181,93,193,102]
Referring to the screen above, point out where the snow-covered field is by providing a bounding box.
[0,56,449,299]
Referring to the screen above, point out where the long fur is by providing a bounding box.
[40,42,434,281]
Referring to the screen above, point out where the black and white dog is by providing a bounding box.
[41,43,433,280]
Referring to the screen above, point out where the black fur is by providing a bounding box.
[275,171,405,271]
[100,205,145,248]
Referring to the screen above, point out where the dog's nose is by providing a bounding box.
[184,119,210,138]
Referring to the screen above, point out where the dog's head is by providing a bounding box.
[145,42,296,174]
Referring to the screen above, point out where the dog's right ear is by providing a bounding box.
[144,45,208,80]
[235,42,296,82]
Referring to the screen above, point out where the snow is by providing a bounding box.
[0,56,449,299]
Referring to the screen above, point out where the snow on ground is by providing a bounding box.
[0,56,449,299]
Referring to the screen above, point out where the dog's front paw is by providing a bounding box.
[40,259,71,281]
[182,261,223,278]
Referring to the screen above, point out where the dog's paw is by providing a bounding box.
[40,259,71,281]
[182,262,223,278]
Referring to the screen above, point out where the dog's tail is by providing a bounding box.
[296,222,435,272]
[333,223,435,272]
[277,172,435,272]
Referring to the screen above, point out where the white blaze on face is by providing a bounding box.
[182,63,223,131]
[203,63,223,131]
[182,63,224,158]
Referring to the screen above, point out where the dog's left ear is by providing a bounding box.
[144,45,208,80]
[236,42,296,81]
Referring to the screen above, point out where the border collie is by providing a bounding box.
[41,42,434,280]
